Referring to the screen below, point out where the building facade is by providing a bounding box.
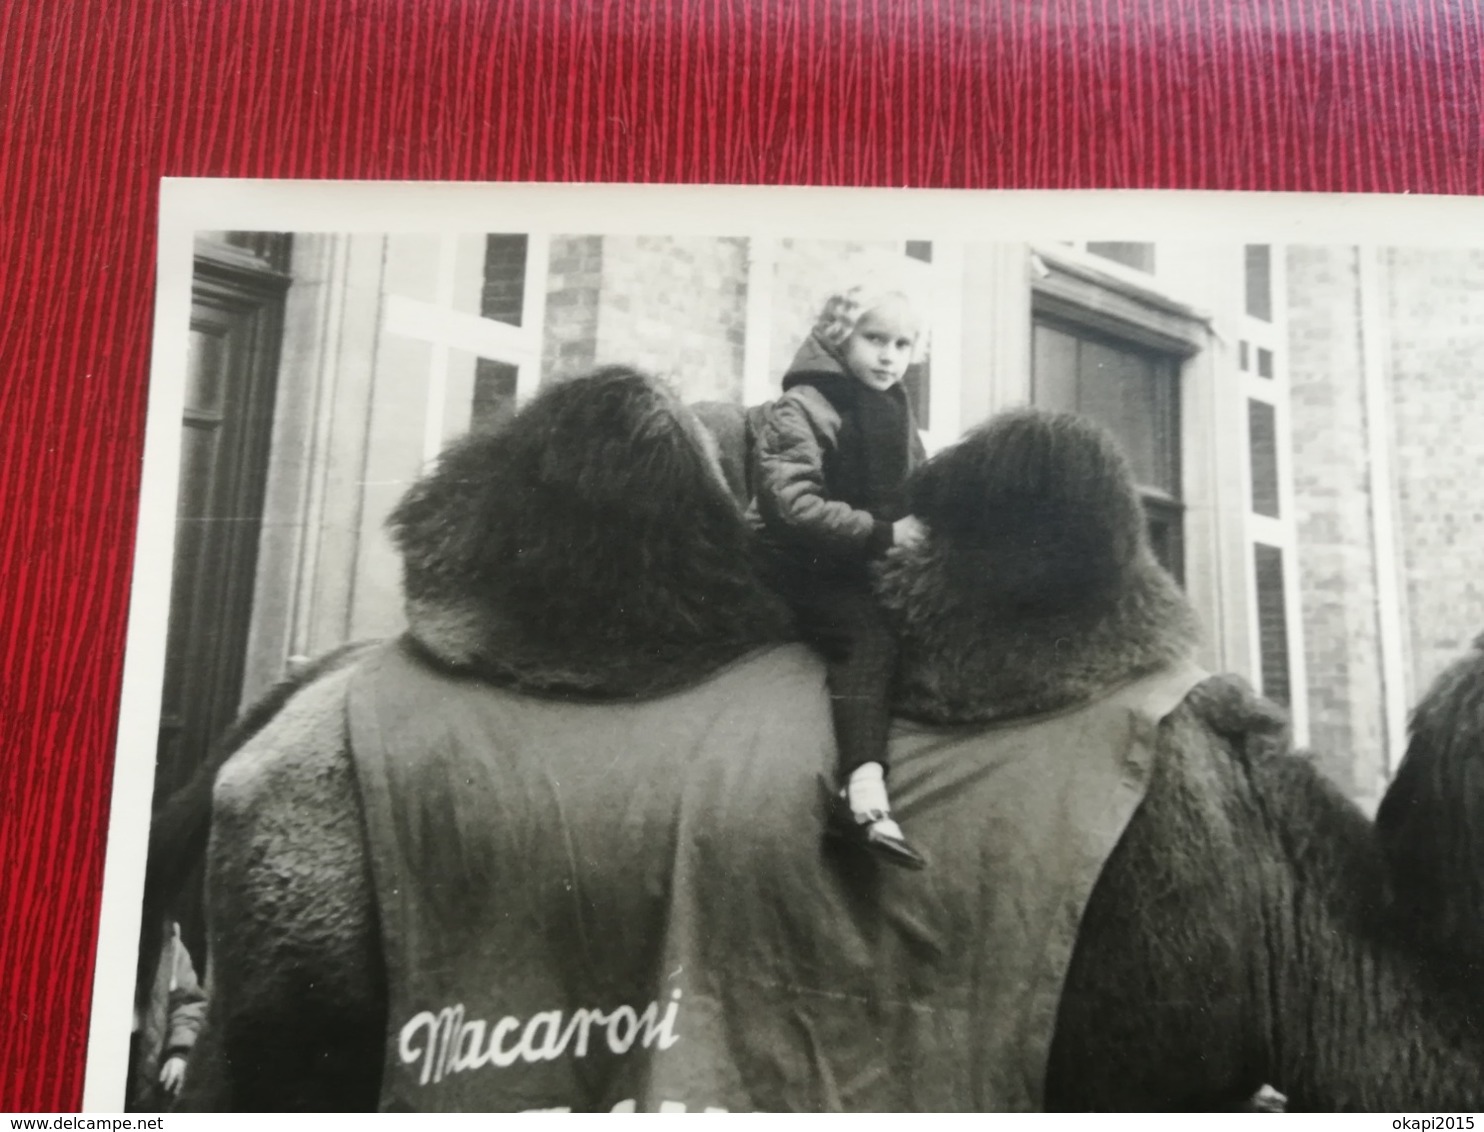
[165,230,1484,819]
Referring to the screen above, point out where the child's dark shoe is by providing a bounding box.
[828,801,928,870]
[860,814,929,870]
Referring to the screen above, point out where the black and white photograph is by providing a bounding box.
[86,182,1484,1112]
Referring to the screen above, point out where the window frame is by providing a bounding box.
[1028,243,1209,585]
[375,233,549,463]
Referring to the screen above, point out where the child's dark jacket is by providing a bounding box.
[751,334,925,573]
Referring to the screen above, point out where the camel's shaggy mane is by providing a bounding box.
[876,409,1200,724]
[387,366,792,700]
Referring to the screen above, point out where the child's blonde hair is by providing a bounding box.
[809,260,932,360]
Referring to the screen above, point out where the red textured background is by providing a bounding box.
[2,0,1482,1112]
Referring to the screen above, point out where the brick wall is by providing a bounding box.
[1285,245,1388,802]
[1384,249,1484,693]
[594,235,749,403]
[542,235,604,379]
[538,236,928,403]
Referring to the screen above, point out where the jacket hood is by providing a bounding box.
[876,408,1202,725]
[388,368,794,701]
[781,332,852,392]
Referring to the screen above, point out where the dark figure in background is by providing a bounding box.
[128,920,206,1112]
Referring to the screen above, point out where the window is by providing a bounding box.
[1032,316,1184,581]
[481,234,529,326]
[1248,400,1280,518]
[1238,244,1305,734]
[378,233,547,463]
[471,359,519,433]
[1087,242,1156,274]
[1245,245,1273,322]
[470,234,530,434]
[1253,544,1292,706]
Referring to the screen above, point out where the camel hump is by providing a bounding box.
[142,638,387,935]
[213,656,364,821]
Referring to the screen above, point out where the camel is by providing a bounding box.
[1375,631,1484,1001]
[153,374,1484,1111]
[1050,675,1484,1110]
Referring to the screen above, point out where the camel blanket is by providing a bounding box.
[347,638,1204,1112]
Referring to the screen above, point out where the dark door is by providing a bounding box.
[153,236,290,956]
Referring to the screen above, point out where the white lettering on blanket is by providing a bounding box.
[398,990,684,1086]
[527,1100,732,1113]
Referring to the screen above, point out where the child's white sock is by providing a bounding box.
[846,761,891,819]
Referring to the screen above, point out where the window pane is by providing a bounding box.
[1076,337,1164,490]
[1031,323,1079,414]
[471,358,519,433]
[1254,544,1291,706]
[1144,495,1185,584]
[1257,347,1274,378]
[1245,245,1273,322]
[482,235,528,326]
[1032,314,1183,588]
[1248,400,1280,518]
[1032,319,1179,494]
[1086,242,1156,273]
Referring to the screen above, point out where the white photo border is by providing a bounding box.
[84,178,1484,1112]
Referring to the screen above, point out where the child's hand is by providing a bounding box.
[892,516,927,549]
[159,1055,187,1096]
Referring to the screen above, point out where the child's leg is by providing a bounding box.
[812,586,924,868]
[822,587,896,787]
[758,562,923,864]
[781,577,896,789]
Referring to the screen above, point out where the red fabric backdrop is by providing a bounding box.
[1,0,1481,1112]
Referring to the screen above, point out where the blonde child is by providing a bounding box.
[751,274,930,868]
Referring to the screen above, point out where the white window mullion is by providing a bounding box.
[921,241,964,454]
[517,232,550,403]
[742,237,776,407]
[383,297,535,364]
[419,235,458,466]
[1358,247,1409,775]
